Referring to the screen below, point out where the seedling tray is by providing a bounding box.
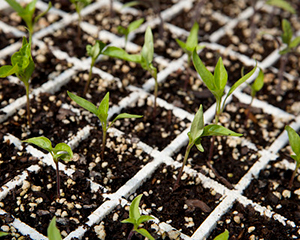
[0,0,300,239]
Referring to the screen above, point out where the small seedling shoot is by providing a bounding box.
[118,18,144,50]
[67,91,142,159]
[70,0,92,42]
[5,0,52,42]
[104,26,159,118]
[192,50,257,161]
[285,125,300,188]
[83,40,107,96]
[214,229,229,240]
[0,231,9,237]
[23,136,73,198]
[47,216,62,240]
[0,36,35,128]
[174,105,242,190]
[176,22,204,90]
[244,68,264,125]
[122,194,155,240]
[276,19,300,94]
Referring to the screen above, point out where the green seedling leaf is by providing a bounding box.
[5,0,23,13]
[0,232,9,237]
[266,0,296,14]
[47,216,62,240]
[202,124,242,137]
[137,215,155,225]
[122,1,141,8]
[214,229,229,240]
[214,57,228,90]
[128,18,144,33]
[129,194,142,220]
[67,91,98,115]
[103,46,141,62]
[34,1,52,25]
[290,36,300,48]
[251,68,264,97]
[141,26,154,69]
[0,65,18,77]
[109,113,143,128]
[281,19,293,45]
[186,22,199,52]
[23,136,53,152]
[192,50,215,91]
[285,126,300,162]
[175,39,186,51]
[136,228,155,240]
[188,105,204,143]
[86,40,106,60]
[97,92,110,125]
[53,143,73,162]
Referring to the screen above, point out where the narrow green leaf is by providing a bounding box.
[285,126,300,162]
[192,50,215,92]
[136,228,155,240]
[214,57,228,90]
[195,142,204,152]
[122,1,141,8]
[25,0,37,15]
[97,92,110,123]
[290,36,300,48]
[103,46,141,63]
[186,22,199,52]
[67,91,98,116]
[202,124,242,137]
[266,0,296,14]
[137,215,155,225]
[34,1,52,25]
[5,0,24,14]
[109,113,143,129]
[222,64,257,110]
[281,19,293,45]
[53,143,73,162]
[128,18,144,33]
[47,217,62,240]
[251,68,264,96]
[213,229,229,240]
[23,136,53,153]
[141,26,154,68]
[0,231,9,237]
[279,47,290,55]
[129,194,143,221]
[86,40,105,60]
[175,39,187,52]
[0,65,18,77]
[189,105,204,143]
[121,218,136,224]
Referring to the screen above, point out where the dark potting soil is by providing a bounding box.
[42,22,100,60]
[207,0,251,18]
[0,29,20,50]
[208,202,300,239]
[244,148,300,226]
[118,0,173,14]
[128,164,222,236]
[0,138,38,186]
[157,69,215,114]
[114,97,190,151]
[0,92,90,141]
[69,128,153,193]
[2,166,103,237]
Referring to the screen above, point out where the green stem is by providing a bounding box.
[25,83,32,128]
[83,62,94,96]
[55,160,60,199]
[174,142,193,190]
[101,129,107,160]
[153,76,158,120]
[289,164,299,189]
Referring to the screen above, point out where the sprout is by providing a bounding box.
[122,194,155,240]
[214,229,229,240]
[23,137,73,198]
[47,216,62,240]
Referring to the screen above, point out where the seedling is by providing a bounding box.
[214,229,229,240]
[70,0,92,42]
[122,194,155,240]
[0,231,9,237]
[285,125,300,188]
[0,36,35,128]
[104,27,159,118]
[83,40,107,96]
[192,50,257,161]
[176,22,204,90]
[118,18,144,50]
[5,0,51,42]
[67,91,142,159]
[23,136,73,198]
[174,105,242,189]
[48,216,62,240]
[276,19,300,94]
[244,68,264,125]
